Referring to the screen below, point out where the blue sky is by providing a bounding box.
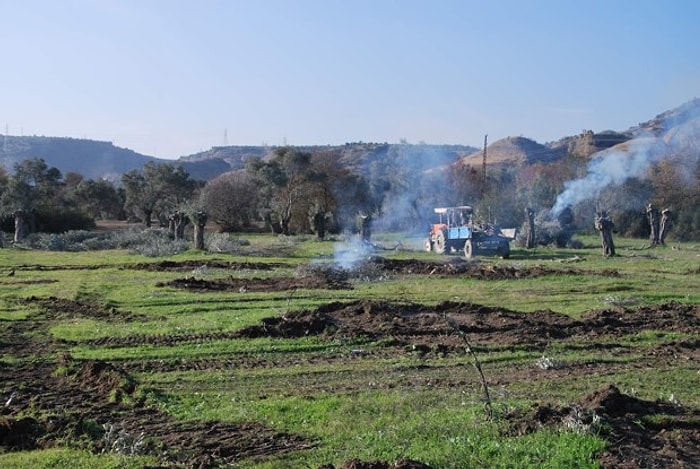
[2,0,698,159]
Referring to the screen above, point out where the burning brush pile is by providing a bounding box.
[516,206,583,249]
[295,257,390,285]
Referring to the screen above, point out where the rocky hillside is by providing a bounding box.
[2,99,698,181]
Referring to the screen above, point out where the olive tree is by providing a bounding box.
[122,162,198,227]
[246,147,314,235]
[0,158,63,241]
[199,170,259,232]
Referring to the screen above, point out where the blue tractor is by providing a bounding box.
[424,206,513,259]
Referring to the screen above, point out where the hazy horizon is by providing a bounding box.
[2,0,698,160]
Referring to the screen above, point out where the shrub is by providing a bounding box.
[205,233,248,254]
[22,228,190,256]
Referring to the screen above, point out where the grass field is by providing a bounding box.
[1,232,699,468]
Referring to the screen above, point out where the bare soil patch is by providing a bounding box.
[1,297,312,468]
[2,293,699,468]
[131,259,285,272]
[503,384,700,469]
[157,274,352,292]
[153,257,610,295]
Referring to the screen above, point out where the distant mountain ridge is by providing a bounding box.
[0,136,161,181]
[2,99,698,181]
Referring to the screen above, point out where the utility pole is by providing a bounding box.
[482,134,488,193]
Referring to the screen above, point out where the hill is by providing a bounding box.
[1,99,698,181]
[460,136,560,167]
[180,143,479,177]
[0,136,161,181]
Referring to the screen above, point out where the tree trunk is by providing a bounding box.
[279,217,291,236]
[175,212,188,240]
[360,213,372,244]
[311,211,326,240]
[13,210,30,243]
[595,212,615,257]
[659,208,672,245]
[193,211,207,250]
[168,214,176,238]
[524,207,535,249]
[646,203,660,247]
[143,209,153,228]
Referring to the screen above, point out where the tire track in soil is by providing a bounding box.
[0,297,314,468]
[4,279,700,468]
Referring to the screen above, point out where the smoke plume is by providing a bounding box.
[551,137,663,216]
[551,100,700,217]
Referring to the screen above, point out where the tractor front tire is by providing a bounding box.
[434,230,447,254]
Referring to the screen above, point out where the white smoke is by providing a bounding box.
[551,101,700,217]
[333,238,372,269]
[551,137,664,216]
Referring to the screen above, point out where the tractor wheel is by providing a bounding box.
[463,239,475,259]
[434,230,447,254]
[424,239,433,252]
[499,244,511,259]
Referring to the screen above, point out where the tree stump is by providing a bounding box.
[659,208,672,245]
[524,207,535,248]
[169,211,188,240]
[646,203,660,247]
[359,213,372,244]
[594,211,615,257]
[193,211,207,250]
[13,210,30,243]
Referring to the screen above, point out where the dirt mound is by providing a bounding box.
[365,256,586,279]
[158,273,352,292]
[24,296,149,322]
[504,385,700,469]
[131,259,284,272]
[156,258,604,295]
[65,359,136,402]
[237,299,575,350]
[580,301,700,336]
[4,292,699,468]
[0,417,47,451]
[237,299,700,352]
[577,383,662,417]
[0,358,313,467]
[0,303,313,468]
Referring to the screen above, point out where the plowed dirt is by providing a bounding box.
[1,275,699,468]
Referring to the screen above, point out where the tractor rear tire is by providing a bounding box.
[464,239,475,259]
[499,245,511,259]
[434,230,447,254]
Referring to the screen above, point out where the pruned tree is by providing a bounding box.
[199,170,259,232]
[0,167,8,246]
[122,162,198,227]
[0,158,63,241]
[192,210,207,250]
[72,177,125,220]
[246,147,314,235]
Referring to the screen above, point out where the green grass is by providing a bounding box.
[1,233,698,468]
[0,448,155,469]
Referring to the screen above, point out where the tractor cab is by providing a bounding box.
[425,206,512,259]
